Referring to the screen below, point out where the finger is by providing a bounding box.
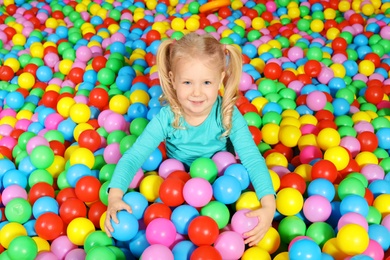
[125,205,133,214]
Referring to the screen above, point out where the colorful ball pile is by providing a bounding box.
[0,0,390,259]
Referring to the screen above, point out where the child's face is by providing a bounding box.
[169,58,225,124]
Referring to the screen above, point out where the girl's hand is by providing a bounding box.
[243,206,275,246]
[104,198,132,237]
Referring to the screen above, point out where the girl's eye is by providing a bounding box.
[204,81,211,85]
[183,81,191,85]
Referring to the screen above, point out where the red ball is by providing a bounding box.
[279,70,297,86]
[35,212,64,241]
[365,85,384,104]
[68,67,85,84]
[188,216,219,246]
[263,62,282,80]
[248,125,262,145]
[190,245,222,260]
[40,90,60,109]
[75,176,102,203]
[49,140,66,156]
[89,87,109,110]
[0,146,12,160]
[91,56,107,71]
[159,177,185,207]
[145,29,161,45]
[29,182,55,205]
[59,197,87,224]
[24,64,38,77]
[143,203,172,226]
[364,53,380,68]
[238,103,258,114]
[304,60,322,77]
[357,131,378,152]
[218,6,232,19]
[364,188,374,206]
[78,129,102,152]
[88,201,107,228]
[167,170,191,183]
[56,187,77,206]
[311,159,338,183]
[0,65,15,81]
[279,173,306,195]
[332,37,347,52]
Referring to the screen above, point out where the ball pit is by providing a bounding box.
[0,0,390,259]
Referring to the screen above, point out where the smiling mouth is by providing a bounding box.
[190,100,204,105]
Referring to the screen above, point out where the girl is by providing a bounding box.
[105,33,276,247]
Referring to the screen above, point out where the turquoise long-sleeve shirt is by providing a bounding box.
[108,97,275,200]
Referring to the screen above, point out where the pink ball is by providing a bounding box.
[338,212,369,231]
[44,113,63,130]
[15,119,32,131]
[1,184,28,205]
[129,168,145,189]
[287,47,304,62]
[103,143,122,164]
[35,252,58,260]
[158,158,185,179]
[231,209,258,237]
[103,112,126,133]
[0,124,12,136]
[239,72,253,92]
[75,46,92,62]
[360,164,385,183]
[141,244,174,260]
[288,80,304,94]
[146,218,177,247]
[300,125,319,135]
[214,231,245,260]
[306,91,327,111]
[340,136,361,158]
[183,178,213,207]
[363,239,384,260]
[0,136,17,150]
[303,195,332,222]
[64,248,86,260]
[212,151,237,175]
[381,214,390,231]
[26,136,50,154]
[317,67,334,84]
[299,145,323,164]
[354,121,374,134]
[50,236,78,259]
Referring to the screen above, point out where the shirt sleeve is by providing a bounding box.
[107,108,169,194]
[229,107,275,200]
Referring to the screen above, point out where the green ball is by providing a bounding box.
[18,54,32,68]
[5,198,32,224]
[265,93,281,103]
[171,31,185,40]
[106,59,123,73]
[99,164,116,182]
[262,111,282,125]
[7,236,38,260]
[337,176,366,200]
[306,47,323,61]
[258,79,277,95]
[30,146,55,169]
[339,31,353,44]
[100,181,110,206]
[297,19,310,32]
[18,132,36,150]
[63,48,76,61]
[306,222,335,248]
[190,158,218,183]
[107,246,126,260]
[258,142,272,154]
[109,9,121,21]
[366,206,382,225]
[200,201,230,229]
[247,30,261,42]
[57,171,71,190]
[44,130,65,143]
[379,157,390,173]
[278,216,307,244]
[279,88,297,100]
[335,88,355,104]
[130,118,149,137]
[373,148,389,159]
[93,154,106,171]
[334,115,353,127]
[107,130,127,145]
[337,126,357,138]
[28,169,54,187]
[278,98,297,110]
[345,172,368,188]
[360,103,377,113]
[86,246,116,260]
[98,68,116,86]
[84,231,114,253]
[244,112,262,128]
[119,135,138,154]
[188,1,200,13]
[371,43,385,57]
[232,25,245,38]
[372,116,390,131]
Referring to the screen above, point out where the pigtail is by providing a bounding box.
[221,44,242,137]
[156,39,182,129]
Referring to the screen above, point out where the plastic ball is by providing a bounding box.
[139,175,164,202]
[211,151,237,176]
[214,231,245,260]
[59,197,87,225]
[231,209,258,238]
[0,222,27,248]
[145,218,176,247]
[212,175,241,204]
[172,240,196,260]
[306,222,335,248]
[141,244,174,260]
[122,192,148,220]
[67,217,96,246]
[75,176,101,203]
[35,212,64,241]
[30,145,55,169]
[190,157,218,183]
[188,216,219,246]
[303,195,332,222]
[5,198,32,224]
[7,236,38,260]
[159,177,185,207]
[276,187,304,216]
[183,177,213,208]
[289,238,322,260]
[242,247,271,260]
[336,223,370,255]
[278,216,307,244]
[223,163,250,190]
[323,146,350,171]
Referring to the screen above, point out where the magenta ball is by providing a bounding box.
[1,184,28,205]
[303,195,332,222]
[363,239,384,260]
[50,236,78,259]
[231,209,258,237]
[158,158,185,179]
[103,113,126,133]
[299,145,323,164]
[306,91,327,111]
[337,212,368,231]
[214,231,245,260]
[146,218,177,247]
[44,113,64,130]
[239,72,253,92]
[103,143,122,164]
[287,46,304,62]
[26,136,50,154]
[212,151,237,176]
[183,178,213,207]
[75,46,93,62]
[360,164,385,183]
[340,136,361,158]
[64,248,87,260]
[141,244,174,260]
[381,214,390,230]
[35,252,58,260]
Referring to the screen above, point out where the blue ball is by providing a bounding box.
[127,103,148,121]
[23,219,37,236]
[332,98,350,116]
[128,230,149,259]
[289,239,322,260]
[5,91,24,110]
[368,223,390,251]
[2,169,27,189]
[36,66,53,83]
[339,194,369,217]
[171,205,199,235]
[377,128,390,149]
[0,158,16,178]
[32,196,59,218]
[172,240,196,260]
[111,211,139,242]
[212,175,241,204]
[122,192,148,220]
[307,178,335,202]
[141,148,162,171]
[66,164,93,187]
[368,179,390,198]
[223,163,250,190]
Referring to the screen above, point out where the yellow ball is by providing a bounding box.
[185,17,200,32]
[297,134,318,150]
[45,17,59,29]
[139,175,164,202]
[282,109,299,119]
[231,0,243,10]
[317,128,340,150]
[338,0,351,12]
[242,247,271,260]
[0,222,27,248]
[330,63,346,78]
[46,155,66,178]
[251,96,268,112]
[100,212,107,232]
[57,97,76,118]
[12,33,27,46]
[322,237,350,259]
[16,110,33,120]
[261,123,280,145]
[276,187,304,216]
[324,146,350,171]
[358,60,375,77]
[30,43,44,58]
[265,152,288,168]
[362,4,375,16]
[109,95,130,115]
[18,72,35,90]
[287,7,300,19]
[273,252,289,260]
[278,125,301,147]
[146,0,157,9]
[235,191,261,211]
[352,111,372,123]
[295,164,312,182]
[64,145,80,161]
[67,217,96,246]
[355,151,378,168]
[373,194,390,218]
[32,236,50,252]
[269,169,280,192]
[69,103,91,123]
[310,19,325,33]
[69,147,95,169]
[4,57,20,73]
[0,116,17,127]
[257,227,281,254]
[323,8,336,20]
[336,223,369,255]
[59,59,73,75]
[299,114,318,126]
[73,123,94,142]
[171,17,185,31]
[130,89,150,105]
[3,0,14,6]
[280,116,301,128]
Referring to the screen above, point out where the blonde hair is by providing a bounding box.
[156,33,242,137]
